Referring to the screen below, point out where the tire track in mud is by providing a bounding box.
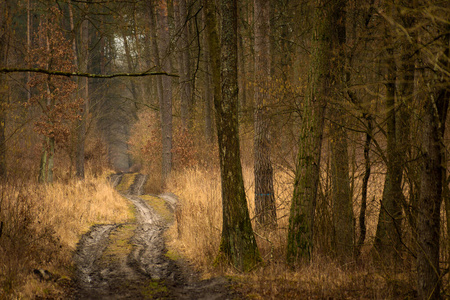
[73,174,236,299]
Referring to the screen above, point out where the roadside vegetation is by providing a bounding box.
[0,164,131,298]
[164,157,417,299]
[126,110,421,299]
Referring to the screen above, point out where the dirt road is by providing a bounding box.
[73,174,237,299]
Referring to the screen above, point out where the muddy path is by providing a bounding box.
[73,174,237,299]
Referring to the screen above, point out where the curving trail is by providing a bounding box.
[73,174,236,299]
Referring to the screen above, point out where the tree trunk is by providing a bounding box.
[253,0,276,228]
[330,118,354,260]
[159,2,174,179]
[206,0,261,271]
[328,0,353,261]
[417,27,449,300]
[75,11,89,180]
[417,90,448,300]
[178,0,192,129]
[373,16,404,264]
[149,0,172,183]
[0,0,9,180]
[286,0,333,264]
[38,138,48,183]
[355,116,372,257]
[202,10,214,144]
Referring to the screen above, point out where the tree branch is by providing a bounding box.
[0,68,179,78]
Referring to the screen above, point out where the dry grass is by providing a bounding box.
[0,172,131,298]
[165,166,418,299]
[166,167,223,271]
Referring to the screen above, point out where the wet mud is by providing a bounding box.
[73,174,237,299]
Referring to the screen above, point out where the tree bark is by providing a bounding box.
[75,9,89,180]
[287,0,330,264]
[328,0,353,261]
[148,0,173,183]
[417,28,449,300]
[178,0,192,129]
[373,8,406,264]
[0,0,9,180]
[253,0,276,228]
[206,0,261,271]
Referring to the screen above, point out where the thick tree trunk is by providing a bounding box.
[328,0,353,261]
[206,0,261,271]
[417,28,449,299]
[253,0,276,228]
[287,0,334,264]
[330,118,353,260]
[417,90,448,300]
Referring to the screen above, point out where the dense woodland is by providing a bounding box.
[0,0,450,299]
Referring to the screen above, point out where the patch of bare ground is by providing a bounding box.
[73,173,238,299]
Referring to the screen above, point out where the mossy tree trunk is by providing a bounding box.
[286,0,332,264]
[206,0,261,272]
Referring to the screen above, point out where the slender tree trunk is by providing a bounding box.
[374,18,404,264]
[253,0,276,228]
[123,31,139,104]
[286,0,333,264]
[178,0,192,129]
[27,0,32,103]
[205,0,261,271]
[38,138,48,183]
[76,11,89,180]
[202,11,214,144]
[47,136,55,182]
[149,0,172,183]
[159,1,173,178]
[356,115,372,257]
[0,0,9,180]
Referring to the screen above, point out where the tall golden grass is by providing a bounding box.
[165,166,294,270]
[0,172,131,298]
[165,165,419,298]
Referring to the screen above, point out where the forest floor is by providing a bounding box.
[71,173,239,299]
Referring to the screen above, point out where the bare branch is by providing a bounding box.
[0,68,179,78]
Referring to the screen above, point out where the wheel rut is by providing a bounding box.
[73,174,237,299]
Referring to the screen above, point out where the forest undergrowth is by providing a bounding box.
[165,166,419,299]
[0,167,132,299]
